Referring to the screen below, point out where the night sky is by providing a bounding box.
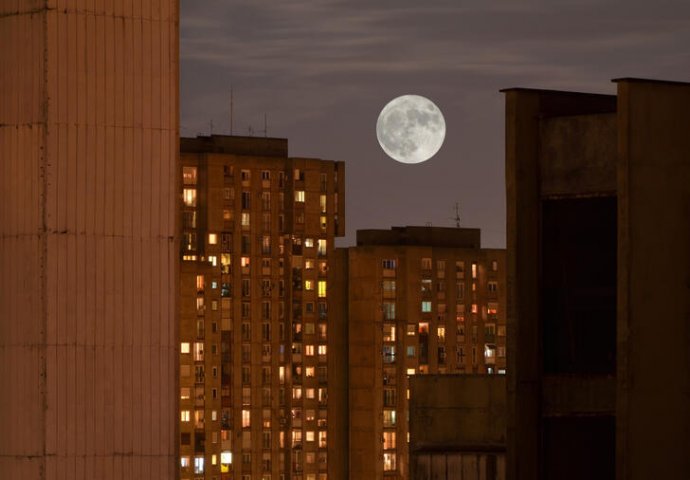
[179,1,690,248]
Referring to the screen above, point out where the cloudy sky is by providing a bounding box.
[180,0,690,248]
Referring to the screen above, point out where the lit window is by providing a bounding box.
[196,275,204,291]
[421,301,432,313]
[318,431,327,448]
[318,345,327,355]
[383,324,396,342]
[383,410,397,427]
[383,453,396,471]
[488,302,498,315]
[407,324,416,336]
[194,456,204,474]
[472,262,478,279]
[418,322,429,334]
[471,304,478,314]
[317,239,327,256]
[241,212,250,227]
[295,190,305,202]
[406,368,416,375]
[437,326,446,342]
[221,451,232,466]
[180,342,190,354]
[305,238,314,248]
[208,255,217,267]
[180,410,190,422]
[306,388,315,399]
[211,454,217,466]
[305,280,314,291]
[383,431,396,449]
[183,188,196,207]
[242,410,251,428]
[208,233,218,245]
[180,387,190,400]
[305,366,315,377]
[305,345,315,356]
[317,281,327,298]
[241,256,250,267]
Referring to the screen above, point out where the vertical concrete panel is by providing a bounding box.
[1,3,178,479]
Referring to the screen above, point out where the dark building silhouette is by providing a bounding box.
[0,3,179,479]
[503,78,690,480]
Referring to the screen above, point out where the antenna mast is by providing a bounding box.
[453,202,461,227]
[230,86,234,135]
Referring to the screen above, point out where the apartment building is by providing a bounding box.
[178,135,346,480]
[504,78,690,480]
[340,227,506,480]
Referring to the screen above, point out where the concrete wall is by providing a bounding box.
[616,79,690,480]
[0,2,179,478]
[409,375,506,480]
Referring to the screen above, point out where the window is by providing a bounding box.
[180,342,190,354]
[383,431,396,449]
[242,410,251,428]
[383,410,397,427]
[382,280,396,295]
[295,190,305,202]
[383,453,396,471]
[383,324,396,342]
[318,431,327,448]
[183,211,196,228]
[317,239,327,256]
[488,281,498,293]
[320,195,327,213]
[208,233,218,245]
[180,410,190,422]
[180,387,191,400]
[406,346,415,357]
[421,257,432,270]
[492,260,498,271]
[305,238,314,248]
[241,191,251,209]
[421,301,432,313]
[382,259,397,270]
[305,280,314,291]
[436,260,446,277]
[488,302,498,315]
[382,302,395,320]
[261,170,270,181]
[472,262,478,279]
[317,281,327,298]
[241,212,250,227]
[383,388,396,407]
[183,166,197,184]
[180,455,191,468]
[305,345,315,356]
[183,188,196,207]
[407,324,416,336]
[437,326,446,342]
[194,456,205,474]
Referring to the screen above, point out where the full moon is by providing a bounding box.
[376,94,446,164]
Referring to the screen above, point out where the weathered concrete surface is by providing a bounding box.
[409,375,506,451]
[0,2,179,479]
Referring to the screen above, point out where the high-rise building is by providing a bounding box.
[0,3,178,479]
[504,78,690,480]
[178,135,346,480]
[339,227,506,480]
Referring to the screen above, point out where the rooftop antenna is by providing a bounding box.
[229,86,234,135]
[209,119,214,135]
[452,202,462,227]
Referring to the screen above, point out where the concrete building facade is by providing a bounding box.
[409,375,506,480]
[504,78,690,480]
[0,2,179,479]
[341,227,506,480]
[178,135,346,480]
